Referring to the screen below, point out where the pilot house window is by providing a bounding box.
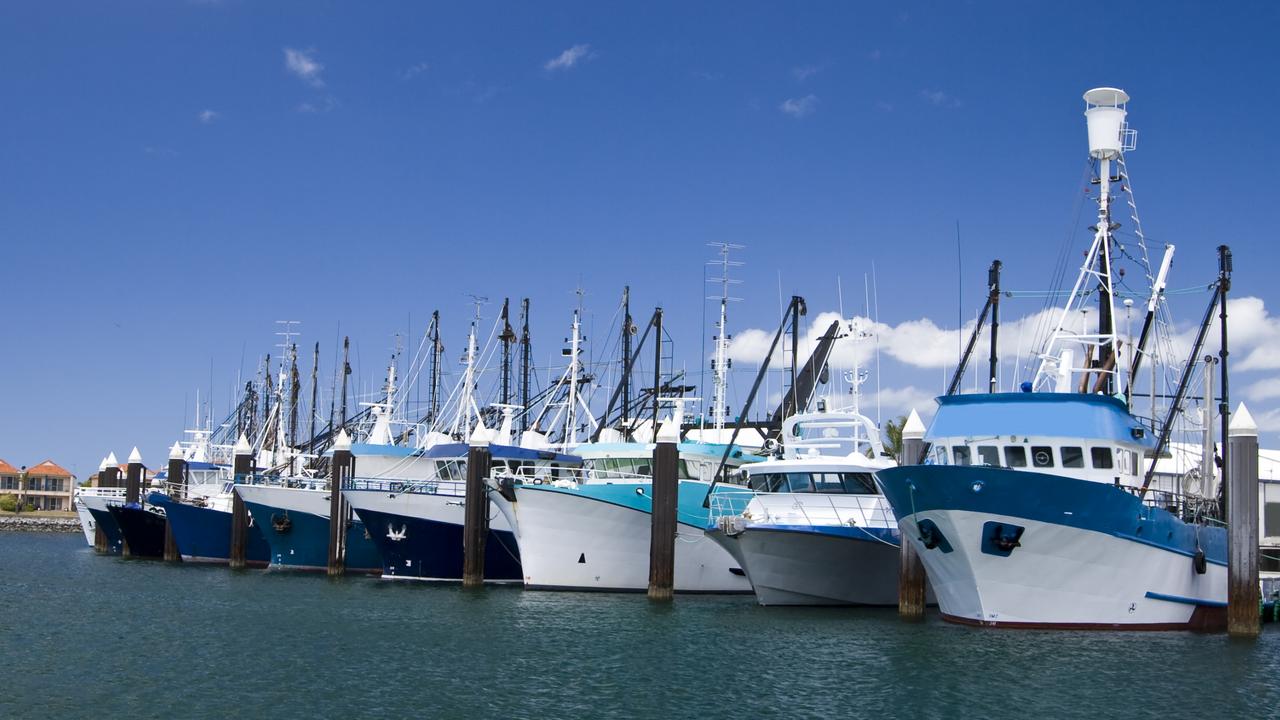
[977,446,1000,467]
[1091,447,1114,469]
[952,447,972,466]
[1031,446,1055,468]
[1061,447,1085,468]
[1004,446,1028,467]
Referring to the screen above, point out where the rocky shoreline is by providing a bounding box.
[0,516,81,533]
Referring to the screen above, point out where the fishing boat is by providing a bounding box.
[79,453,127,553]
[707,402,906,605]
[147,439,272,566]
[344,307,566,582]
[490,398,761,592]
[346,434,581,582]
[875,88,1230,629]
[233,339,393,574]
[74,482,126,547]
[490,268,772,593]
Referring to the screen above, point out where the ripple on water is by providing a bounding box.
[1,533,1277,719]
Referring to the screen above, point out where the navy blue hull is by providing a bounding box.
[87,506,124,554]
[876,464,1228,564]
[109,505,167,559]
[150,494,270,566]
[354,507,522,581]
[242,500,382,573]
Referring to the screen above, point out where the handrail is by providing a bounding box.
[709,488,897,532]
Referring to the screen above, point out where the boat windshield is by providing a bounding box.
[747,471,877,494]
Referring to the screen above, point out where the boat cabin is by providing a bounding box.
[923,392,1156,487]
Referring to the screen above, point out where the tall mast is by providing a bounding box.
[309,342,319,450]
[500,299,516,406]
[620,286,632,426]
[427,311,441,426]
[565,308,583,447]
[987,261,1001,392]
[275,321,300,452]
[520,299,532,432]
[1033,88,1135,396]
[452,298,486,439]
[288,343,300,464]
[706,243,743,432]
[339,336,350,430]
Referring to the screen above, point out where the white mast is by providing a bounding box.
[565,308,582,447]
[706,243,743,433]
[450,303,485,440]
[537,305,598,451]
[1033,88,1136,395]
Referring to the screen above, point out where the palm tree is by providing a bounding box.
[883,415,907,462]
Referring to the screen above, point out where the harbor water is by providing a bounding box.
[3,533,1277,719]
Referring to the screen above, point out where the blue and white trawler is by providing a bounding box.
[876,88,1229,629]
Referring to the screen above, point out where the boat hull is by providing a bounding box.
[496,482,751,593]
[74,498,97,545]
[80,495,124,554]
[346,489,522,582]
[876,465,1228,629]
[708,525,906,606]
[109,505,167,559]
[150,494,270,566]
[236,485,382,574]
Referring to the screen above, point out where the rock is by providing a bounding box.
[0,516,82,533]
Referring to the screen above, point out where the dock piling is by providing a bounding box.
[1228,403,1260,637]
[327,430,353,577]
[125,447,142,504]
[229,434,253,570]
[92,457,109,553]
[104,453,121,488]
[461,430,492,588]
[898,410,928,619]
[122,447,144,558]
[647,418,679,601]
[163,442,185,562]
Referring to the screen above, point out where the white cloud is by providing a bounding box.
[921,88,961,108]
[284,47,324,87]
[779,94,819,118]
[724,295,1280,442]
[402,62,429,80]
[729,305,1098,375]
[198,109,218,124]
[874,100,894,112]
[1246,378,1280,402]
[544,44,592,71]
[1252,407,1280,434]
[791,65,822,82]
[870,386,939,421]
[297,96,337,114]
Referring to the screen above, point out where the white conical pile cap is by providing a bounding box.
[333,429,352,452]
[105,451,118,467]
[1229,403,1258,438]
[98,456,109,472]
[902,409,927,440]
[127,446,142,464]
[169,441,184,460]
[656,415,680,443]
[233,433,252,455]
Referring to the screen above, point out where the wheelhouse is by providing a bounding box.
[924,392,1155,487]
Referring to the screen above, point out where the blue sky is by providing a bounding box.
[3,1,1279,478]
